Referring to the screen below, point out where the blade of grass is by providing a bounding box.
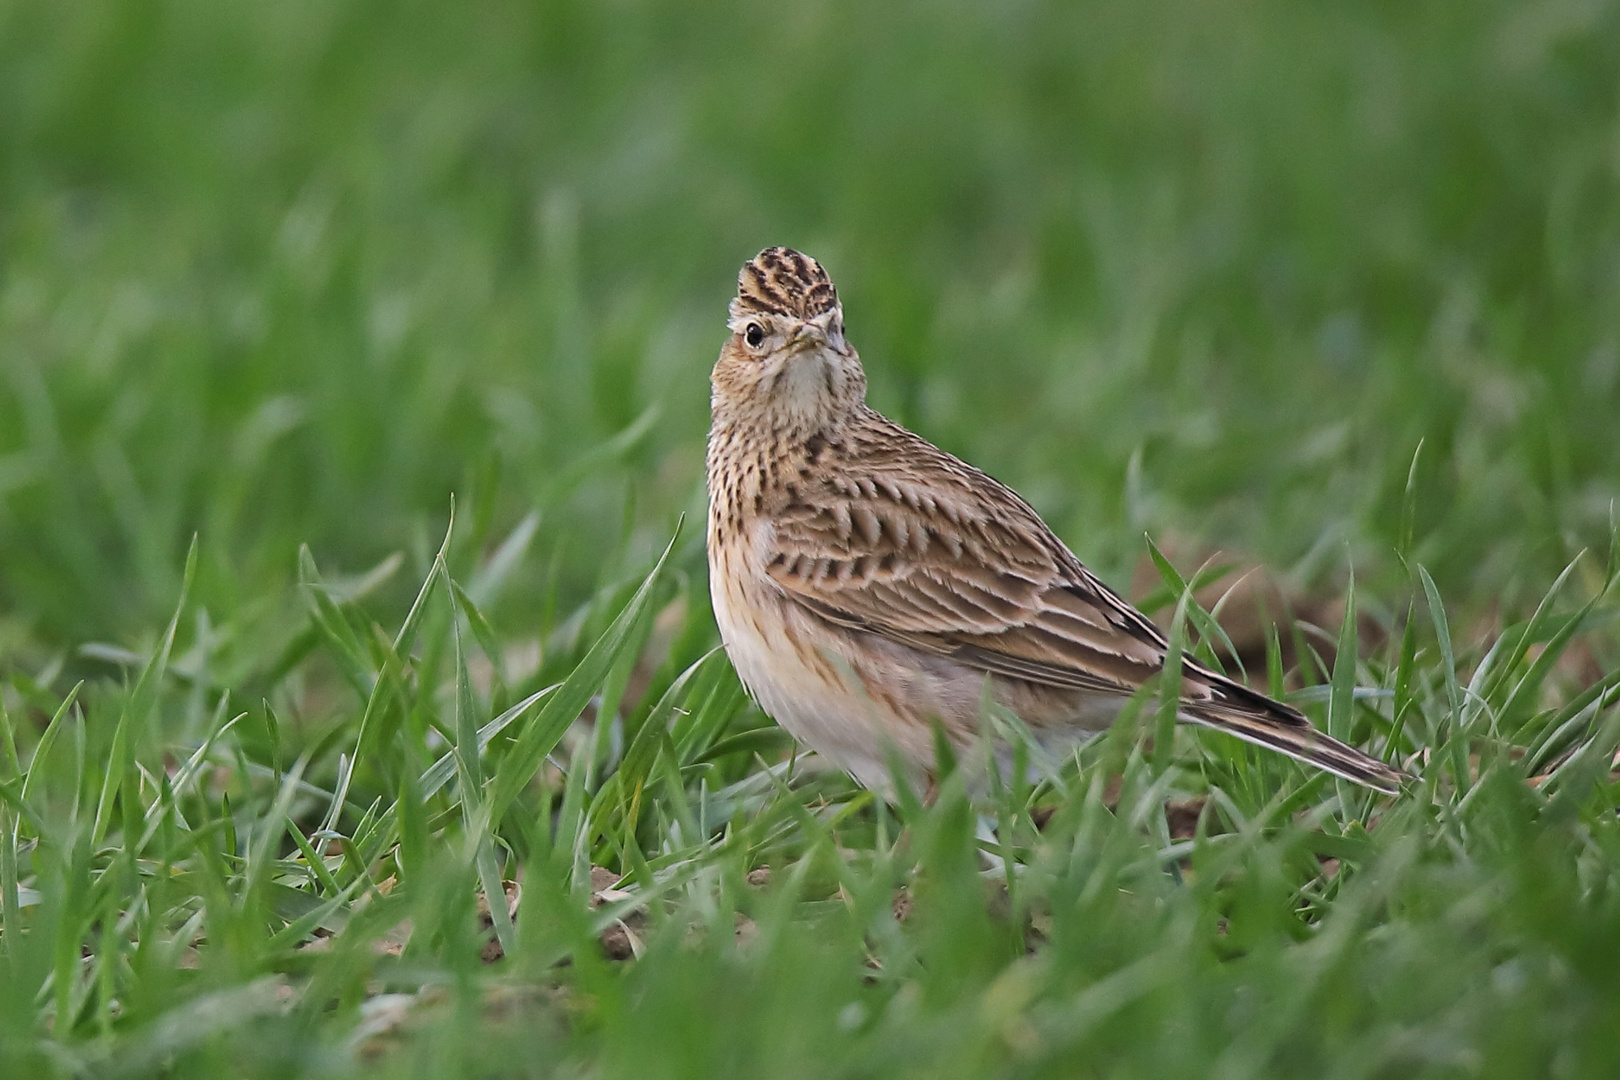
[485,524,679,829]
[0,692,19,780]
[1498,569,1597,735]
[1145,536,1241,673]
[17,681,83,818]
[1418,565,1468,793]
[469,509,541,609]
[1328,567,1359,813]
[0,803,18,957]
[1398,439,1424,560]
[296,546,375,698]
[1153,581,1192,778]
[451,578,508,707]
[418,685,561,800]
[1387,600,1419,764]
[615,651,725,836]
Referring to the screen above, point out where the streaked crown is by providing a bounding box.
[733,247,839,321]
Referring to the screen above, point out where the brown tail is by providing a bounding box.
[1181,683,1408,795]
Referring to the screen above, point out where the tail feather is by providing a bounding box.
[1181,703,1407,795]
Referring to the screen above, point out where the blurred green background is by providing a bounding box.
[4,0,1618,657]
[4,5,1620,1078]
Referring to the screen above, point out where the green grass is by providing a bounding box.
[3,0,1620,1076]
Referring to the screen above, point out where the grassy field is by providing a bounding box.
[3,1,1620,1076]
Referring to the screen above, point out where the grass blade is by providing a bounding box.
[486,525,679,829]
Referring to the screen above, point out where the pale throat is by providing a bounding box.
[713,350,856,444]
[768,348,845,429]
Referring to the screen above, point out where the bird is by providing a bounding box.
[705,246,1406,797]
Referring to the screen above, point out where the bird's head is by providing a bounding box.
[711,247,867,435]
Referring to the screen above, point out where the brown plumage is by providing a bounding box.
[706,246,1406,796]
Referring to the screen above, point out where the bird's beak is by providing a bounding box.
[788,321,830,350]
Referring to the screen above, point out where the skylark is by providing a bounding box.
[706,247,1406,796]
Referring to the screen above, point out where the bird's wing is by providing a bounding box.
[753,416,1433,790]
[763,422,1205,704]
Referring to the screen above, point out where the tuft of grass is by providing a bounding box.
[4,1,1620,1076]
[0,514,1617,1078]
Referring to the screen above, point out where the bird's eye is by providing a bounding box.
[744,323,765,348]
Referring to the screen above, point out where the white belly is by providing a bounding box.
[707,530,952,789]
